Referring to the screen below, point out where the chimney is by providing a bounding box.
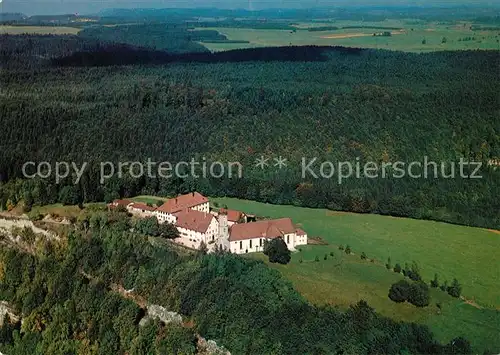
[192,192,195,197]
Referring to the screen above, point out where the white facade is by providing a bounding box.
[191,202,210,214]
[155,210,177,224]
[229,232,308,255]
[175,217,219,249]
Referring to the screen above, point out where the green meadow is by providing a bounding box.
[211,197,500,308]
[248,251,500,352]
[210,197,500,351]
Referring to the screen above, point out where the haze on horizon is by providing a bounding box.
[1,0,498,16]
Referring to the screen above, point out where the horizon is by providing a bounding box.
[2,0,500,16]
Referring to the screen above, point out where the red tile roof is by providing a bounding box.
[174,209,215,233]
[296,228,307,236]
[156,192,208,214]
[219,208,245,222]
[129,202,156,212]
[229,218,297,242]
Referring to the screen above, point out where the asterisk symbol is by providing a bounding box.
[274,156,287,169]
[255,156,269,169]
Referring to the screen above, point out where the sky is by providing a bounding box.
[0,0,496,16]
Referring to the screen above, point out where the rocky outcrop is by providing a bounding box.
[197,336,231,355]
[0,301,20,326]
[139,304,183,326]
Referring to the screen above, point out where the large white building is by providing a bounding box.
[111,192,308,254]
[173,209,219,249]
[155,192,209,224]
[217,217,308,254]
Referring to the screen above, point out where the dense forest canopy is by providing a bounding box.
[0,34,499,229]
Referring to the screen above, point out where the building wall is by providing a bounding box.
[230,237,267,254]
[155,211,177,224]
[230,232,307,254]
[128,207,155,218]
[296,234,308,246]
[175,217,219,249]
[191,202,210,213]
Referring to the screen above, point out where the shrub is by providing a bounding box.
[386,257,392,270]
[338,245,344,251]
[299,258,303,264]
[393,263,402,273]
[445,337,472,354]
[388,280,411,303]
[430,273,439,288]
[263,237,291,264]
[360,252,367,260]
[324,254,328,260]
[329,251,334,257]
[345,245,351,254]
[447,278,462,298]
[404,261,422,281]
[440,281,448,292]
[315,255,319,262]
[408,282,430,307]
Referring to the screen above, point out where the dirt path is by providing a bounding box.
[487,229,500,235]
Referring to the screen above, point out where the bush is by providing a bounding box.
[430,273,439,288]
[338,245,344,251]
[263,237,291,265]
[389,280,430,307]
[394,263,402,273]
[386,257,392,270]
[360,252,367,260]
[388,280,411,303]
[440,281,448,292]
[324,254,328,260]
[345,245,351,254]
[329,251,334,257]
[408,282,430,307]
[444,337,472,354]
[315,256,319,262]
[299,258,303,263]
[447,278,462,298]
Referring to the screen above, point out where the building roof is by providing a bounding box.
[129,202,156,212]
[296,228,307,236]
[229,218,297,242]
[174,209,215,233]
[219,208,245,222]
[156,192,208,214]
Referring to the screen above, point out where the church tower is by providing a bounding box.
[217,210,230,251]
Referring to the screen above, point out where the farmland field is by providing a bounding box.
[0,25,81,35]
[199,20,500,52]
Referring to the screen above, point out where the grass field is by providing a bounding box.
[211,197,500,309]
[199,19,500,52]
[248,252,500,352]
[208,197,500,351]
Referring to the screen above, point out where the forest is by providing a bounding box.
[0,208,472,354]
[0,33,499,229]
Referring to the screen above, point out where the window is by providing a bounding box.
[240,241,242,249]
[287,235,289,244]
[249,240,252,248]
[260,238,262,246]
